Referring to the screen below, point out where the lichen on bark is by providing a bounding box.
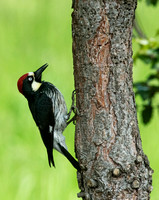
[72,0,153,199]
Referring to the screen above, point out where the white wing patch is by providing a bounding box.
[49,126,53,133]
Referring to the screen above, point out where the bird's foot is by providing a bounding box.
[67,90,79,125]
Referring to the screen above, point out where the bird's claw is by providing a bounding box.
[67,89,79,126]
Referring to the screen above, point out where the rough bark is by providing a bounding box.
[72,0,153,199]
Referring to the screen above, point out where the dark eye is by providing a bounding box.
[28,76,33,82]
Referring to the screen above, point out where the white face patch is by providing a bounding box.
[32,80,42,92]
[28,72,34,76]
[28,72,42,92]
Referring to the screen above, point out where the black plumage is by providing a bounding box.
[17,64,80,170]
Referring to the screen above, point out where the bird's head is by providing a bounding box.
[17,63,48,97]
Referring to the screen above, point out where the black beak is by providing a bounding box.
[34,63,48,82]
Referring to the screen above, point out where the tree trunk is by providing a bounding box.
[72,0,153,199]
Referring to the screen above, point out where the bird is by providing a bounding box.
[17,63,80,170]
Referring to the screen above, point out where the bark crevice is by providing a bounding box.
[72,0,153,199]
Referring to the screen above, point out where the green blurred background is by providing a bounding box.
[0,0,158,199]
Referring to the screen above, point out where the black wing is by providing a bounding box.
[35,92,55,167]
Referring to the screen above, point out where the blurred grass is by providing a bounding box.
[0,0,159,199]
[0,0,78,200]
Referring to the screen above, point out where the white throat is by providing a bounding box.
[32,80,42,92]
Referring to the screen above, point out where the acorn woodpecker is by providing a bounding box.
[17,63,80,170]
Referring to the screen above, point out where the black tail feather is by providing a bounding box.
[47,149,55,167]
[58,144,80,171]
